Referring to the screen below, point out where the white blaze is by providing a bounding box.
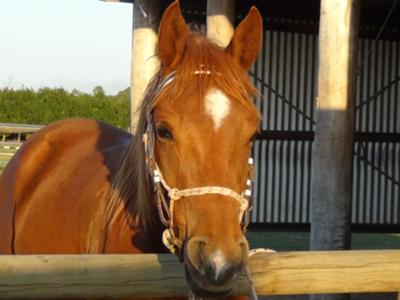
[210,250,227,280]
[205,89,231,130]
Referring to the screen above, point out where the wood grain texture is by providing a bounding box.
[0,250,399,298]
[206,0,235,47]
[310,0,360,252]
[131,0,160,132]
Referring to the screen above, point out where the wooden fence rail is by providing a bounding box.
[0,251,399,299]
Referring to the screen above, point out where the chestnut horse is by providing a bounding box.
[0,1,262,298]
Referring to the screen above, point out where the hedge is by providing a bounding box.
[0,87,130,129]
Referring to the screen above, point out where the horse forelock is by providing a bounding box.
[154,34,259,115]
[105,33,259,238]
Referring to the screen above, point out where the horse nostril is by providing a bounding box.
[186,237,208,274]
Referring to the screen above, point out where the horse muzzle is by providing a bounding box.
[183,236,248,297]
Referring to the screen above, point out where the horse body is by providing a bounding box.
[0,1,263,298]
[0,118,163,255]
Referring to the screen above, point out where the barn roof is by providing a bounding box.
[103,0,400,40]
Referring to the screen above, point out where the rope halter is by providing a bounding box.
[141,70,259,300]
[143,113,254,256]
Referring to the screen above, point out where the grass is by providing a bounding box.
[0,147,16,173]
[0,157,10,173]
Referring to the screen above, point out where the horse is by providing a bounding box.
[0,1,262,298]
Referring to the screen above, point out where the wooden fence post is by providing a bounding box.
[310,0,360,299]
[130,0,160,132]
[206,0,235,47]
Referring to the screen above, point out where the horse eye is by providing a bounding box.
[156,127,173,140]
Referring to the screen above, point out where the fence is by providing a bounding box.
[0,123,42,147]
[0,251,399,298]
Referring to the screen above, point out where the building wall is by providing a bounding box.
[250,30,400,225]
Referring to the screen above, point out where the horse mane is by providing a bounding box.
[104,33,259,239]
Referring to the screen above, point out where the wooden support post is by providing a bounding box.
[130,0,160,132]
[310,0,360,299]
[206,0,235,47]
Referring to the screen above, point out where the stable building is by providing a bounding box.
[104,0,400,236]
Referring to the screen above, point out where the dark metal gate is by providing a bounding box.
[250,29,400,226]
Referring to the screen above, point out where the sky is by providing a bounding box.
[0,0,132,95]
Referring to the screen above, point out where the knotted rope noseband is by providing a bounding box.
[142,71,255,256]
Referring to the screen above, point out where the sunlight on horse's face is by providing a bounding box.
[154,86,258,295]
[154,1,262,297]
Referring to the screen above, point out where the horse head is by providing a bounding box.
[144,1,262,296]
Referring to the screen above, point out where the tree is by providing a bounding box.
[92,86,105,98]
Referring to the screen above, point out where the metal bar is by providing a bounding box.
[250,76,315,125]
[307,33,317,222]
[290,31,297,223]
[355,132,400,142]
[393,145,400,223]
[276,30,284,222]
[383,41,390,223]
[370,38,380,224]
[377,40,385,223]
[283,32,291,222]
[256,131,400,143]
[354,147,400,186]
[363,39,373,224]
[355,39,365,224]
[271,31,279,222]
[294,32,303,223]
[393,41,400,223]
[299,34,308,223]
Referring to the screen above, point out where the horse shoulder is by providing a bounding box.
[6,118,131,253]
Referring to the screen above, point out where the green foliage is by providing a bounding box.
[92,86,105,98]
[0,87,130,129]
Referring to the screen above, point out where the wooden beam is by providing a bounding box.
[310,1,360,299]
[311,0,360,248]
[0,251,399,299]
[130,0,160,132]
[206,0,235,47]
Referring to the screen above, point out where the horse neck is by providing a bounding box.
[90,137,166,254]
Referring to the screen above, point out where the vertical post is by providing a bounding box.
[131,0,160,132]
[310,0,360,299]
[206,0,235,47]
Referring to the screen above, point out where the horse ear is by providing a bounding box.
[225,6,263,70]
[158,0,189,73]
